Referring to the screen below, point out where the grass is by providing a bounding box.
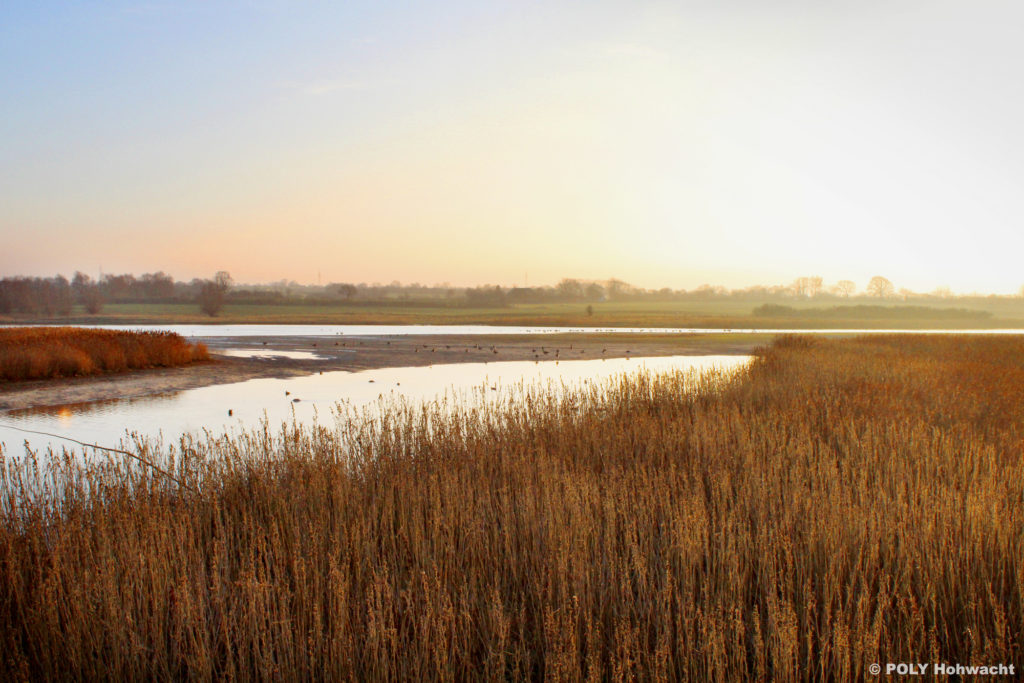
[4,299,1024,328]
[0,327,209,382]
[0,335,1022,679]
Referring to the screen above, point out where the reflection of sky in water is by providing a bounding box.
[0,355,750,456]
[216,348,328,360]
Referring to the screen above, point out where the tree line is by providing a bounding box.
[0,271,233,317]
[1,271,1021,318]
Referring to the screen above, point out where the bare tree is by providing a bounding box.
[807,276,823,297]
[71,271,92,299]
[556,279,584,301]
[835,280,856,298]
[198,271,232,317]
[867,276,895,298]
[792,276,823,297]
[82,286,104,314]
[214,271,233,290]
[72,271,104,313]
[332,283,358,300]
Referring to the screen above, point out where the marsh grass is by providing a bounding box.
[0,335,1021,680]
[0,327,209,381]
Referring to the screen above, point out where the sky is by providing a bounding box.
[2,1,1023,294]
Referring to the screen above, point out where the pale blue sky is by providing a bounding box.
[3,1,1023,293]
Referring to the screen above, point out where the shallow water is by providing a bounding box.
[8,323,1024,338]
[216,348,329,360]
[0,355,749,456]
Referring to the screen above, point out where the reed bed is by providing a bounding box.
[0,335,1021,680]
[0,327,209,381]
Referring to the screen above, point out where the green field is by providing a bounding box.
[3,299,1024,328]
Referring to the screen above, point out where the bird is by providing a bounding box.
[285,391,290,396]
[228,409,233,416]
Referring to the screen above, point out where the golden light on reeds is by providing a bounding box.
[0,335,1021,679]
[0,327,209,382]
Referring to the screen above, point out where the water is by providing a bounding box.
[217,348,329,360]
[7,323,1024,338]
[0,355,749,456]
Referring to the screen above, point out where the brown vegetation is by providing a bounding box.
[0,335,1022,679]
[0,327,209,382]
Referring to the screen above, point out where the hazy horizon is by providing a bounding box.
[3,2,1023,294]
[5,268,1021,299]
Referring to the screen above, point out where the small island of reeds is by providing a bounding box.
[0,327,209,382]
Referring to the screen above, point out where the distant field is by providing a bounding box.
[3,299,1024,328]
[0,327,209,381]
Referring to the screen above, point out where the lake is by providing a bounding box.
[0,354,751,456]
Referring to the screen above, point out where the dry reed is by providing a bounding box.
[0,335,1021,680]
[0,327,209,381]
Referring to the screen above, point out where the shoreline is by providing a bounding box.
[0,333,769,413]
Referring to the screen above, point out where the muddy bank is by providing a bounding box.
[0,333,769,412]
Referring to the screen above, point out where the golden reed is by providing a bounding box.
[0,335,1020,680]
[0,327,209,381]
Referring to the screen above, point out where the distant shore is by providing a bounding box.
[3,298,1023,330]
[0,333,770,412]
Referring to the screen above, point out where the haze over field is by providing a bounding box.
[2,1,1022,293]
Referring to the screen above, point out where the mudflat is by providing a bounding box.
[0,333,770,412]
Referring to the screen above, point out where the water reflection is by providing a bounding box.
[0,355,750,455]
[216,348,328,360]
[8,392,183,419]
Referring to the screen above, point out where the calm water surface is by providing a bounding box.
[0,355,750,456]
[10,324,1024,338]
